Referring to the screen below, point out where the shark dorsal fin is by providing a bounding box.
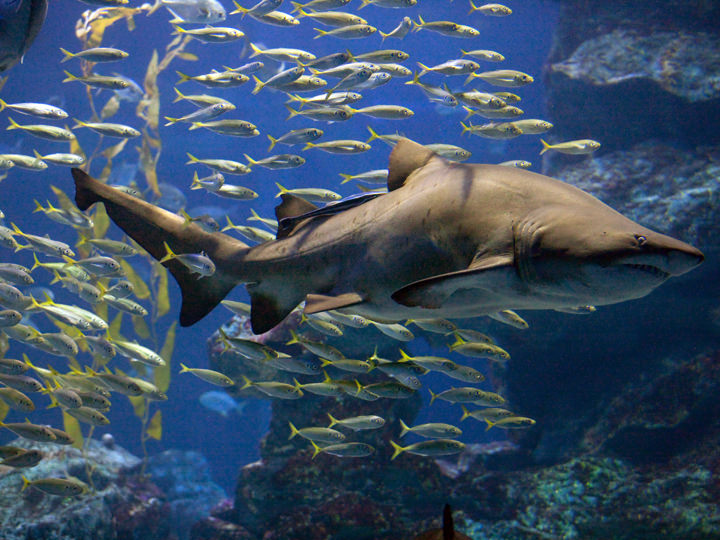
[387,138,436,192]
[275,193,318,222]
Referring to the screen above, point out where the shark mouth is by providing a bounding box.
[622,263,670,279]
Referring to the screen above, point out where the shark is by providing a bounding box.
[71,138,704,335]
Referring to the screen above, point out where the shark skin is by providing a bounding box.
[71,138,704,335]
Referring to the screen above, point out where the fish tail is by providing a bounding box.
[389,440,405,460]
[179,363,190,373]
[190,171,201,190]
[6,117,20,130]
[171,24,185,35]
[301,142,315,151]
[468,0,479,14]
[172,88,185,103]
[365,125,381,143]
[249,42,262,58]
[358,0,371,8]
[460,49,468,57]
[0,98,6,111]
[484,419,495,432]
[251,75,265,95]
[221,215,235,232]
[283,330,300,347]
[62,70,79,82]
[231,1,249,17]
[30,253,43,272]
[188,122,202,131]
[21,475,31,492]
[49,270,63,285]
[540,139,551,155]
[185,153,200,164]
[460,121,471,136]
[59,47,75,63]
[288,421,300,440]
[310,440,322,459]
[312,28,327,39]
[159,241,176,263]
[291,2,305,15]
[416,62,430,77]
[462,106,476,121]
[284,105,296,121]
[240,375,253,390]
[404,71,420,86]
[339,173,353,184]
[428,388,438,405]
[163,117,179,126]
[399,418,410,437]
[463,73,476,86]
[175,71,191,84]
[449,333,465,350]
[243,153,257,166]
[32,199,45,213]
[71,168,250,328]
[398,349,412,362]
[460,405,470,422]
[412,15,424,32]
[267,134,278,151]
[327,413,338,428]
[379,31,388,42]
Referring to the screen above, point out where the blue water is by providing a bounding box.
[15,6,717,528]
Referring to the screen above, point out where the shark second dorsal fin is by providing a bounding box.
[387,138,437,192]
[275,193,318,222]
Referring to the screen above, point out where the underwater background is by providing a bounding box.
[0,0,719,538]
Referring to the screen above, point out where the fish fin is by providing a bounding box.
[389,440,404,460]
[304,293,364,315]
[249,287,304,334]
[387,138,437,191]
[540,139,551,155]
[443,504,454,540]
[71,168,249,327]
[399,418,410,437]
[391,254,513,308]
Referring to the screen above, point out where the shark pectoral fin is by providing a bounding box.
[249,289,305,335]
[391,255,513,308]
[304,292,364,315]
[387,138,437,191]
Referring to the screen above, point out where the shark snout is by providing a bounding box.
[664,242,704,275]
[646,233,704,276]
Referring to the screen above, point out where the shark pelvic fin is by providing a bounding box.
[249,289,305,335]
[304,292,364,315]
[387,138,437,191]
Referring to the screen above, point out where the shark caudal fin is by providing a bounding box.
[71,168,250,326]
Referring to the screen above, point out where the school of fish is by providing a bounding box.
[0,0,613,496]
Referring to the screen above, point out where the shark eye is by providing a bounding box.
[635,235,647,246]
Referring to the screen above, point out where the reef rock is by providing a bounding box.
[545,1,720,151]
[0,440,226,540]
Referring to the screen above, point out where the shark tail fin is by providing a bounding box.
[71,168,250,327]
